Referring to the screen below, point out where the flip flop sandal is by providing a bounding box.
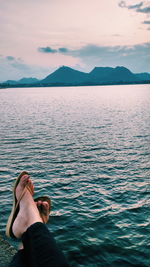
[6,171,33,238]
[34,196,51,224]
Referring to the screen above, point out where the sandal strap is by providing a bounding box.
[14,185,32,216]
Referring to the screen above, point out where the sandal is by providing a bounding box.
[6,171,33,238]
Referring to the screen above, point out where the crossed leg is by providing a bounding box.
[12,174,42,238]
[9,174,69,267]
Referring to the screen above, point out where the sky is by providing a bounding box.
[0,0,150,82]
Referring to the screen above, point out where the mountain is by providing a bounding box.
[89,67,115,81]
[88,66,139,83]
[5,80,18,85]
[18,77,39,84]
[1,66,150,88]
[5,77,39,85]
[41,66,141,85]
[41,66,88,84]
[135,72,150,81]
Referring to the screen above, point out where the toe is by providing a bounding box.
[16,174,29,190]
[21,175,29,186]
[37,200,42,206]
[42,201,49,210]
[27,179,34,195]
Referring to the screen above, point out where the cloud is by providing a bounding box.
[1,42,150,82]
[118,1,150,13]
[128,2,143,10]
[78,43,150,73]
[38,46,70,54]
[6,56,15,61]
[5,56,31,71]
[138,6,150,13]
[118,1,126,8]
[142,20,150,24]
[38,47,57,53]
[38,43,150,58]
[37,43,150,73]
[58,47,69,53]
[38,45,120,58]
[0,55,53,82]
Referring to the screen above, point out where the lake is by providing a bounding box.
[0,84,150,266]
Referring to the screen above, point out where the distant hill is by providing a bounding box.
[5,77,39,85]
[41,66,150,85]
[88,66,138,83]
[89,67,115,81]
[18,77,39,84]
[5,80,18,85]
[135,72,150,81]
[42,66,88,84]
[1,66,150,88]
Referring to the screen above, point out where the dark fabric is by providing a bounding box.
[9,250,25,267]
[9,222,69,267]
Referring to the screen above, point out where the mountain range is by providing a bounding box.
[1,66,150,87]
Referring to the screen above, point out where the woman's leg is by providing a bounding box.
[8,250,26,267]
[9,174,69,266]
[9,199,52,267]
[22,222,69,267]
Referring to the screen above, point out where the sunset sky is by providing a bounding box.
[0,0,150,81]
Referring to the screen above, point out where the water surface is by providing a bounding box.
[0,84,150,266]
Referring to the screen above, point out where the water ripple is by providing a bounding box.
[0,85,150,266]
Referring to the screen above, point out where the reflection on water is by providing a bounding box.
[0,84,150,266]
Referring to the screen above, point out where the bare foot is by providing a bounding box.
[18,198,50,250]
[35,200,50,223]
[12,174,42,238]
